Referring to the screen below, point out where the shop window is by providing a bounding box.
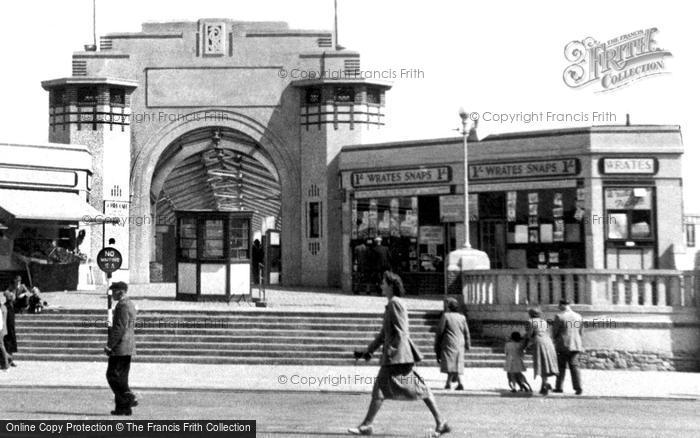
[686,224,696,247]
[418,196,440,225]
[604,187,654,241]
[630,210,652,239]
[109,88,125,105]
[309,202,321,238]
[305,87,322,104]
[604,187,655,269]
[50,88,65,106]
[366,87,381,104]
[496,188,585,269]
[178,218,197,260]
[229,218,249,260]
[202,219,224,259]
[334,86,355,103]
[77,87,98,105]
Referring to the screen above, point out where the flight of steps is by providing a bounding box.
[14,308,529,367]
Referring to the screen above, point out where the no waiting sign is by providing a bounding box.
[97,247,123,274]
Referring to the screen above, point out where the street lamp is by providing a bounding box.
[458,108,472,248]
[446,109,490,293]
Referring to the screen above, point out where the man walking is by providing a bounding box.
[552,299,583,395]
[104,281,138,415]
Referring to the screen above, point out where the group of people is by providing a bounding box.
[348,271,585,436]
[1,275,47,370]
[352,236,392,295]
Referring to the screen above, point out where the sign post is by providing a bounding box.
[97,247,123,327]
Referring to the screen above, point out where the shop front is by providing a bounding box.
[0,142,105,290]
[349,183,458,294]
[339,125,684,294]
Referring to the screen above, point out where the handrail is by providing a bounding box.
[459,269,700,308]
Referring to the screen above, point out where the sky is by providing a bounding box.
[0,0,697,211]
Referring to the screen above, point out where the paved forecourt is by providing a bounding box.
[1,387,699,437]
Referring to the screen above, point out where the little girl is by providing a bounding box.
[504,331,532,392]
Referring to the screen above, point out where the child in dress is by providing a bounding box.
[504,331,532,392]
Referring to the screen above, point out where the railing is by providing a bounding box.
[461,269,700,308]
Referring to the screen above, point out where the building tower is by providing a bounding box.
[41,77,137,281]
[294,73,391,287]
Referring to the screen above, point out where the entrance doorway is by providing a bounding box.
[150,128,282,286]
[479,220,506,269]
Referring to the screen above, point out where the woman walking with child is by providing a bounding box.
[524,308,558,395]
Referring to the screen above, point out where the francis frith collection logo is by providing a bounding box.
[563,28,672,92]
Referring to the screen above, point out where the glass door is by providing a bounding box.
[479,219,505,268]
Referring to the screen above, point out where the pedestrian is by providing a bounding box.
[0,293,10,370]
[370,237,391,295]
[28,287,47,314]
[251,239,264,284]
[7,275,29,313]
[524,308,558,395]
[3,276,24,367]
[352,238,370,294]
[504,332,531,392]
[552,299,584,395]
[348,271,450,436]
[435,297,470,390]
[104,281,138,415]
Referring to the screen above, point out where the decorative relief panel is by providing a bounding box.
[203,22,226,55]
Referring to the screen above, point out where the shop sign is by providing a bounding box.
[439,195,464,222]
[103,201,130,269]
[419,226,444,245]
[469,158,579,181]
[600,158,657,174]
[351,166,451,188]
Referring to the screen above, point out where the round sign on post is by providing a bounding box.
[97,247,122,329]
[97,247,123,274]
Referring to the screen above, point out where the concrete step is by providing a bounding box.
[12,309,517,367]
[13,327,450,339]
[15,321,439,332]
[22,309,443,319]
[18,334,496,350]
[16,342,509,359]
[12,353,522,368]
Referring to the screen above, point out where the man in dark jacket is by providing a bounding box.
[371,237,392,295]
[104,281,138,415]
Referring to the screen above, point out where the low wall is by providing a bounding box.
[465,304,700,372]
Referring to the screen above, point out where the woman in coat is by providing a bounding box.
[525,308,559,395]
[435,298,471,390]
[349,271,450,436]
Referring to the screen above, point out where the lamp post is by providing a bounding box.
[446,109,490,293]
[459,108,472,248]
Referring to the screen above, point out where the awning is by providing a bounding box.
[0,188,105,223]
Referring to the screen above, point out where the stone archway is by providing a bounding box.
[129,109,300,285]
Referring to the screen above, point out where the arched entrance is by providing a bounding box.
[129,110,300,285]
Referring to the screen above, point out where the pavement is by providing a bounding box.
[1,361,699,400]
[3,387,699,437]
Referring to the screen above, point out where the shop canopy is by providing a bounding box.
[0,188,106,224]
